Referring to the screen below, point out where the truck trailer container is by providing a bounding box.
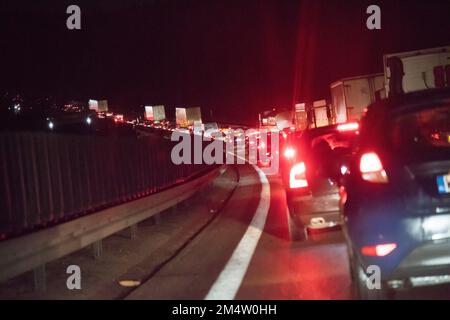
[144,105,166,122]
[383,46,450,97]
[330,73,384,123]
[176,107,202,128]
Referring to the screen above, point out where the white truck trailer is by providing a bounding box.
[176,107,202,128]
[144,105,166,121]
[383,46,450,97]
[330,73,385,123]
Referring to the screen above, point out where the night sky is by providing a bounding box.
[1,0,450,124]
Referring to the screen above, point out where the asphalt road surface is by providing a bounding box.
[3,163,450,299]
[124,164,450,300]
[125,164,353,300]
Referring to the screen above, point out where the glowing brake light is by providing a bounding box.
[361,243,397,257]
[289,162,308,189]
[337,122,359,132]
[283,147,296,159]
[359,152,388,183]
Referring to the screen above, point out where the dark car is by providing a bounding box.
[341,88,450,299]
[280,122,360,240]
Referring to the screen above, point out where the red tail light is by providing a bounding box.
[359,152,388,183]
[289,162,308,189]
[283,147,296,159]
[361,243,397,257]
[337,122,359,132]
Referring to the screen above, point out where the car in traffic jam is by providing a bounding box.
[278,88,450,299]
[341,88,450,299]
[280,122,360,240]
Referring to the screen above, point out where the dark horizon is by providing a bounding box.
[1,0,450,123]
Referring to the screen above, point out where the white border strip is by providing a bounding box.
[205,164,270,300]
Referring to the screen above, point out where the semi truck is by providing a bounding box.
[330,73,385,123]
[383,46,450,97]
[259,109,294,131]
[88,99,108,113]
[293,103,308,131]
[144,105,166,122]
[176,107,202,128]
[312,99,331,128]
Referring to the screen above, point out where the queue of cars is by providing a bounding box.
[279,88,450,299]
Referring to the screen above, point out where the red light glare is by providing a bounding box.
[361,243,397,257]
[360,152,383,173]
[289,162,308,189]
[359,152,388,183]
[337,122,359,132]
[283,147,296,159]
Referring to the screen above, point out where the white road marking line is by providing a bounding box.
[205,164,270,300]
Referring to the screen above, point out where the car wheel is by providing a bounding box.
[287,212,308,242]
[352,258,389,300]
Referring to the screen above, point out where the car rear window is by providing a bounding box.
[310,131,357,151]
[391,104,450,152]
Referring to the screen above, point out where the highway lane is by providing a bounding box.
[207,165,450,300]
[125,165,263,299]
[125,164,353,300]
[3,161,449,299]
[235,172,352,300]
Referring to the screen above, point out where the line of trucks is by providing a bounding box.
[260,45,450,130]
[85,102,214,133]
[144,105,202,127]
[145,105,217,133]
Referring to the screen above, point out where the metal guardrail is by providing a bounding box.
[0,166,223,284]
[0,131,214,239]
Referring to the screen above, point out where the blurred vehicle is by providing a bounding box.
[46,110,97,128]
[88,99,109,113]
[311,99,332,128]
[384,46,450,97]
[293,103,308,131]
[330,73,385,123]
[144,105,166,122]
[341,88,450,299]
[0,107,97,133]
[176,107,202,128]
[204,122,219,137]
[258,109,294,131]
[114,114,124,123]
[280,122,360,240]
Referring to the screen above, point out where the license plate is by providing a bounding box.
[423,214,450,240]
[437,173,450,194]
